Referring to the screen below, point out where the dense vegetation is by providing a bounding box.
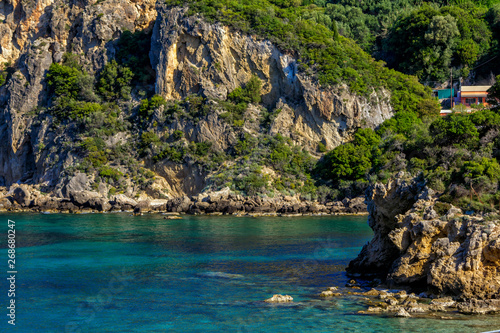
[313,0,500,84]
[165,0,438,115]
[166,0,500,86]
[316,80,500,212]
[36,0,500,212]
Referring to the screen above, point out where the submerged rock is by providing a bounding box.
[320,289,342,297]
[164,215,182,220]
[265,294,293,303]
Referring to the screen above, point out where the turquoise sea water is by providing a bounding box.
[1,213,500,333]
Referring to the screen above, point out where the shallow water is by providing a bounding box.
[1,213,499,332]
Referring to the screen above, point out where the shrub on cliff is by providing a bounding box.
[139,131,160,152]
[97,60,134,101]
[318,143,372,182]
[228,76,262,104]
[218,76,263,126]
[462,157,500,182]
[315,128,380,184]
[81,137,106,153]
[99,166,124,182]
[47,63,85,100]
[430,113,479,147]
[0,71,6,87]
[153,145,186,163]
[139,95,166,118]
[233,167,269,196]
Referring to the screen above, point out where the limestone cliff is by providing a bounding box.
[0,0,156,186]
[0,1,392,200]
[348,175,500,300]
[151,5,392,153]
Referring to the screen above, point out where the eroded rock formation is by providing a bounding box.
[0,0,157,187]
[349,175,500,300]
[151,5,392,152]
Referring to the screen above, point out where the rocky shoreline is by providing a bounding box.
[317,282,500,317]
[6,174,499,316]
[0,183,367,216]
[266,280,500,316]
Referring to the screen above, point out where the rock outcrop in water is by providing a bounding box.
[264,294,293,303]
[348,174,500,304]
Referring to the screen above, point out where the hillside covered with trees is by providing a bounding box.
[1,0,500,214]
[162,0,500,211]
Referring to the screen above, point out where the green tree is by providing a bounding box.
[417,98,441,118]
[139,95,166,118]
[321,143,372,182]
[97,60,134,101]
[383,4,491,83]
[173,130,184,140]
[462,157,500,182]
[228,75,262,104]
[46,63,81,99]
[430,112,479,146]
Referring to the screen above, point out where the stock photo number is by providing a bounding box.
[7,219,16,326]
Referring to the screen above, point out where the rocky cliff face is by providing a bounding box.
[349,175,500,300]
[0,0,156,67]
[0,0,156,186]
[151,5,392,153]
[0,1,392,199]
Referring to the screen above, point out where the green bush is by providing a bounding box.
[227,75,262,104]
[86,151,108,168]
[182,95,209,122]
[139,131,160,152]
[173,130,184,140]
[97,60,133,101]
[430,113,479,147]
[318,142,327,153]
[234,169,269,196]
[234,134,258,156]
[53,98,103,120]
[434,201,451,216]
[193,141,212,157]
[81,137,106,152]
[154,145,186,163]
[99,166,123,182]
[139,95,166,118]
[319,143,372,182]
[0,71,6,87]
[46,56,106,121]
[462,157,500,182]
[81,103,126,136]
[46,63,82,99]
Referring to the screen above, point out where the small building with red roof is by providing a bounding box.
[459,85,491,107]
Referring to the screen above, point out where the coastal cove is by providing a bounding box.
[3,212,500,332]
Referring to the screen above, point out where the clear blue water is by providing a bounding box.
[1,213,500,332]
